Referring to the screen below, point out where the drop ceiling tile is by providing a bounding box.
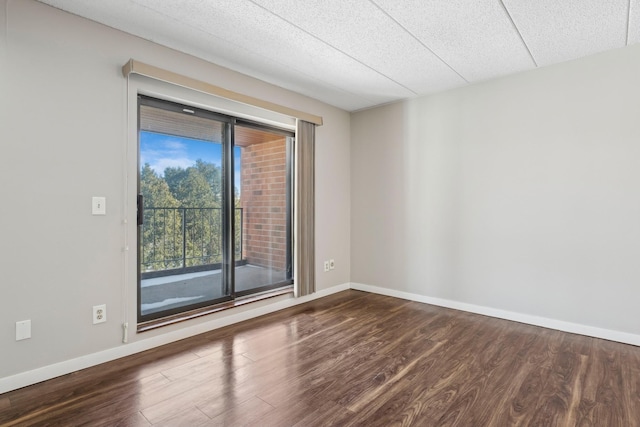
[38,0,155,31]
[251,0,466,95]
[502,0,629,66]
[144,19,392,110]
[172,30,385,110]
[629,0,640,44]
[38,0,405,110]
[131,0,415,100]
[35,0,640,111]
[372,0,535,83]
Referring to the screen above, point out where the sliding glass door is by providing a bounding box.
[234,124,293,296]
[137,96,293,323]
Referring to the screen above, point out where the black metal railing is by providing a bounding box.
[140,207,243,275]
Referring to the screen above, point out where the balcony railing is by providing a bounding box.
[140,207,243,277]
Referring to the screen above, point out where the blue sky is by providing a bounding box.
[140,131,242,190]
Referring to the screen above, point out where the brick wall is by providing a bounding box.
[239,137,287,271]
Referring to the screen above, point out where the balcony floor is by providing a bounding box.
[141,264,287,316]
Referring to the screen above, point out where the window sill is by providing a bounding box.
[136,286,294,333]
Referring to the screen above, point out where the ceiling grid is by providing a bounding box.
[629,0,640,45]
[368,0,470,84]
[37,0,639,111]
[497,0,538,67]
[248,0,422,97]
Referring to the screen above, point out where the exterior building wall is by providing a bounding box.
[240,137,287,271]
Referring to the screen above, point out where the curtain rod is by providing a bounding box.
[122,59,323,126]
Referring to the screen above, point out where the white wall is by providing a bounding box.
[352,44,640,336]
[0,0,350,385]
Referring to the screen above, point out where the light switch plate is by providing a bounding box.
[92,197,106,215]
[16,320,31,341]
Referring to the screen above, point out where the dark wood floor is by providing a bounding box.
[2,290,640,426]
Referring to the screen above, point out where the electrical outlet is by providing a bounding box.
[324,260,330,272]
[329,259,335,270]
[93,304,107,324]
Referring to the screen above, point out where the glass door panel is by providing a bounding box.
[234,124,293,296]
[138,97,230,321]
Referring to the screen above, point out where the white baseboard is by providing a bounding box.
[5,281,639,394]
[350,282,640,347]
[0,282,351,394]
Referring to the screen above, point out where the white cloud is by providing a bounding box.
[161,140,189,154]
[141,137,194,176]
[151,157,193,175]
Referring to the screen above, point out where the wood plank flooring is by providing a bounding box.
[2,290,640,426]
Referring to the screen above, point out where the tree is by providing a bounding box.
[139,164,182,271]
[162,161,221,266]
[195,159,222,206]
[167,167,216,208]
[140,164,179,208]
[140,160,236,271]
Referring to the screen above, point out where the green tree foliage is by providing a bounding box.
[165,166,216,207]
[164,160,222,206]
[140,164,181,271]
[140,164,179,208]
[140,159,238,272]
[195,159,222,206]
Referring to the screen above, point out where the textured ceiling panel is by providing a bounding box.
[35,0,640,111]
[131,0,415,98]
[629,0,640,44]
[251,0,465,95]
[148,13,395,110]
[502,0,630,66]
[163,27,385,111]
[373,0,536,83]
[177,32,391,111]
[37,0,404,110]
[36,0,158,35]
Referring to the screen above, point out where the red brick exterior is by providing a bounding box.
[240,137,287,271]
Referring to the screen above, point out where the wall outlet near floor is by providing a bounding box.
[93,304,107,324]
[16,320,31,341]
[329,259,335,270]
[324,260,330,272]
